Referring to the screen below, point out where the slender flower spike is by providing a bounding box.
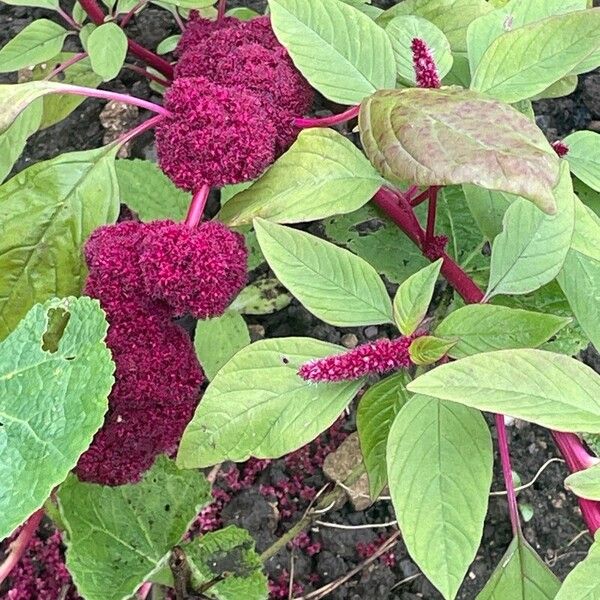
[298,336,416,383]
[551,140,569,157]
[411,38,441,89]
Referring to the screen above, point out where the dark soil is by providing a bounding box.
[1,1,599,599]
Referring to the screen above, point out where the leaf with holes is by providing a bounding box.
[58,456,211,600]
[357,372,411,499]
[387,395,493,600]
[359,87,560,213]
[564,130,600,193]
[229,278,292,315]
[268,0,396,104]
[0,297,114,541]
[254,218,393,327]
[177,338,364,468]
[408,349,600,433]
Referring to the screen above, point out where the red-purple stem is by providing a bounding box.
[57,6,81,30]
[185,184,210,227]
[77,0,175,80]
[410,188,431,207]
[294,105,360,129]
[120,0,147,28]
[116,114,164,146]
[425,186,438,243]
[44,52,88,80]
[495,415,521,535]
[0,509,44,585]
[217,0,227,21]
[123,63,170,87]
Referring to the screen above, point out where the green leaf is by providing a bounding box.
[0,99,42,183]
[393,259,442,335]
[221,181,254,206]
[219,128,382,226]
[357,372,411,499]
[485,162,574,299]
[408,348,600,433]
[78,23,95,51]
[268,0,396,105]
[531,75,579,101]
[0,297,114,541]
[87,22,128,81]
[177,337,364,468]
[359,87,560,213]
[0,145,120,340]
[158,0,216,8]
[195,311,250,381]
[226,7,261,20]
[574,177,600,217]
[564,130,600,193]
[435,304,571,358]
[564,463,600,500]
[115,159,190,222]
[471,9,600,103]
[387,395,493,600]
[466,0,587,75]
[58,456,211,600]
[339,0,382,19]
[156,34,181,55]
[184,526,268,600]
[2,0,60,9]
[555,539,600,599]
[462,185,515,241]
[408,335,456,366]
[0,19,68,73]
[254,218,393,327]
[385,15,453,84]
[229,278,292,315]
[377,0,493,53]
[476,534,560,600]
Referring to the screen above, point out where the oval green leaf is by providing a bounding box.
[554,539,600,600]
[177,337,364,469]
[359,87,560,213]
[0,297,114,541]
[268,0,396,104]
[564,463,600,501]
[407,348,600,433]
[254,218,393,327]
[387,395,493,600]
[87,22,128,81]
[408,335,456,366]
[564,130,600,193]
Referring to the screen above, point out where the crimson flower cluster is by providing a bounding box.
[156,14,314,191]
[76,219,247,485]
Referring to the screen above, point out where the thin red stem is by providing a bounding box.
[0,510,44,585]
[185,184,210,227]
[425,186,438,243]
[294,105,360,129]
[116,114,164,146]
[77,0,174,80]
[120,0,147,28]
[44,52,88,80]
[495,415,521,535]
[174,11,186,32]
[410,188,431,207]
[123,63,170,87]
[57,6,81,29]
[217,0,227,21]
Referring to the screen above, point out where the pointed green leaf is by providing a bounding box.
[462,185,515,241]
[115,158,190,222]
[268,0,396,104]
[555,539,600,599]
[229,278,292,315]
[0,19,68,74]
[359,87,560,213]
[184,526,268,600]
[385,15,453,84]
[485,162,574,299]
[563,130,600,193]
[0,297,114,541]
[476,534,560,600]
[564,463,600,500]
[177,338,364,468]
[156,34,181,55]
[408,349,600,433]
[408,335,457,366]
[0,146,119,340]
[435,305,571,358]
[254,218,393,327]
[387,395,493,600]
[195,311,250,381]
[87,22,128,81]
[218,128,382,226]
[2,0,60,9]
[356,372,411,498]
[393,259,442,335]
[531,75,579,101]
[58,456,211,600]
[471,9,600,103]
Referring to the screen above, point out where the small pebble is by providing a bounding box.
[341,333,358,349]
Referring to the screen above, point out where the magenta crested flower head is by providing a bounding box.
[411,38,441,89]
[155,77,277,190]
[175,12,240,56]
[140,220,248,319]
[298,336,416,383]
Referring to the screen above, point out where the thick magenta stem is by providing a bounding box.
[0,510,44,585]
[495,415,521,535]
[425,187,438,243]
[44,52,88,80]
[185,184,210,227]
[294,105,360,128]
[410,188,431,207]
[78,0,174,80]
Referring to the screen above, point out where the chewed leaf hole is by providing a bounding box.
[42,307,71,353]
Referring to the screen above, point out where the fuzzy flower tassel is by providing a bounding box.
[411,38,441,89]
[298,336,415,383]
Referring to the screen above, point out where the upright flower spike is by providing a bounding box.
[298,336,416,383]
[411,38,441,89]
